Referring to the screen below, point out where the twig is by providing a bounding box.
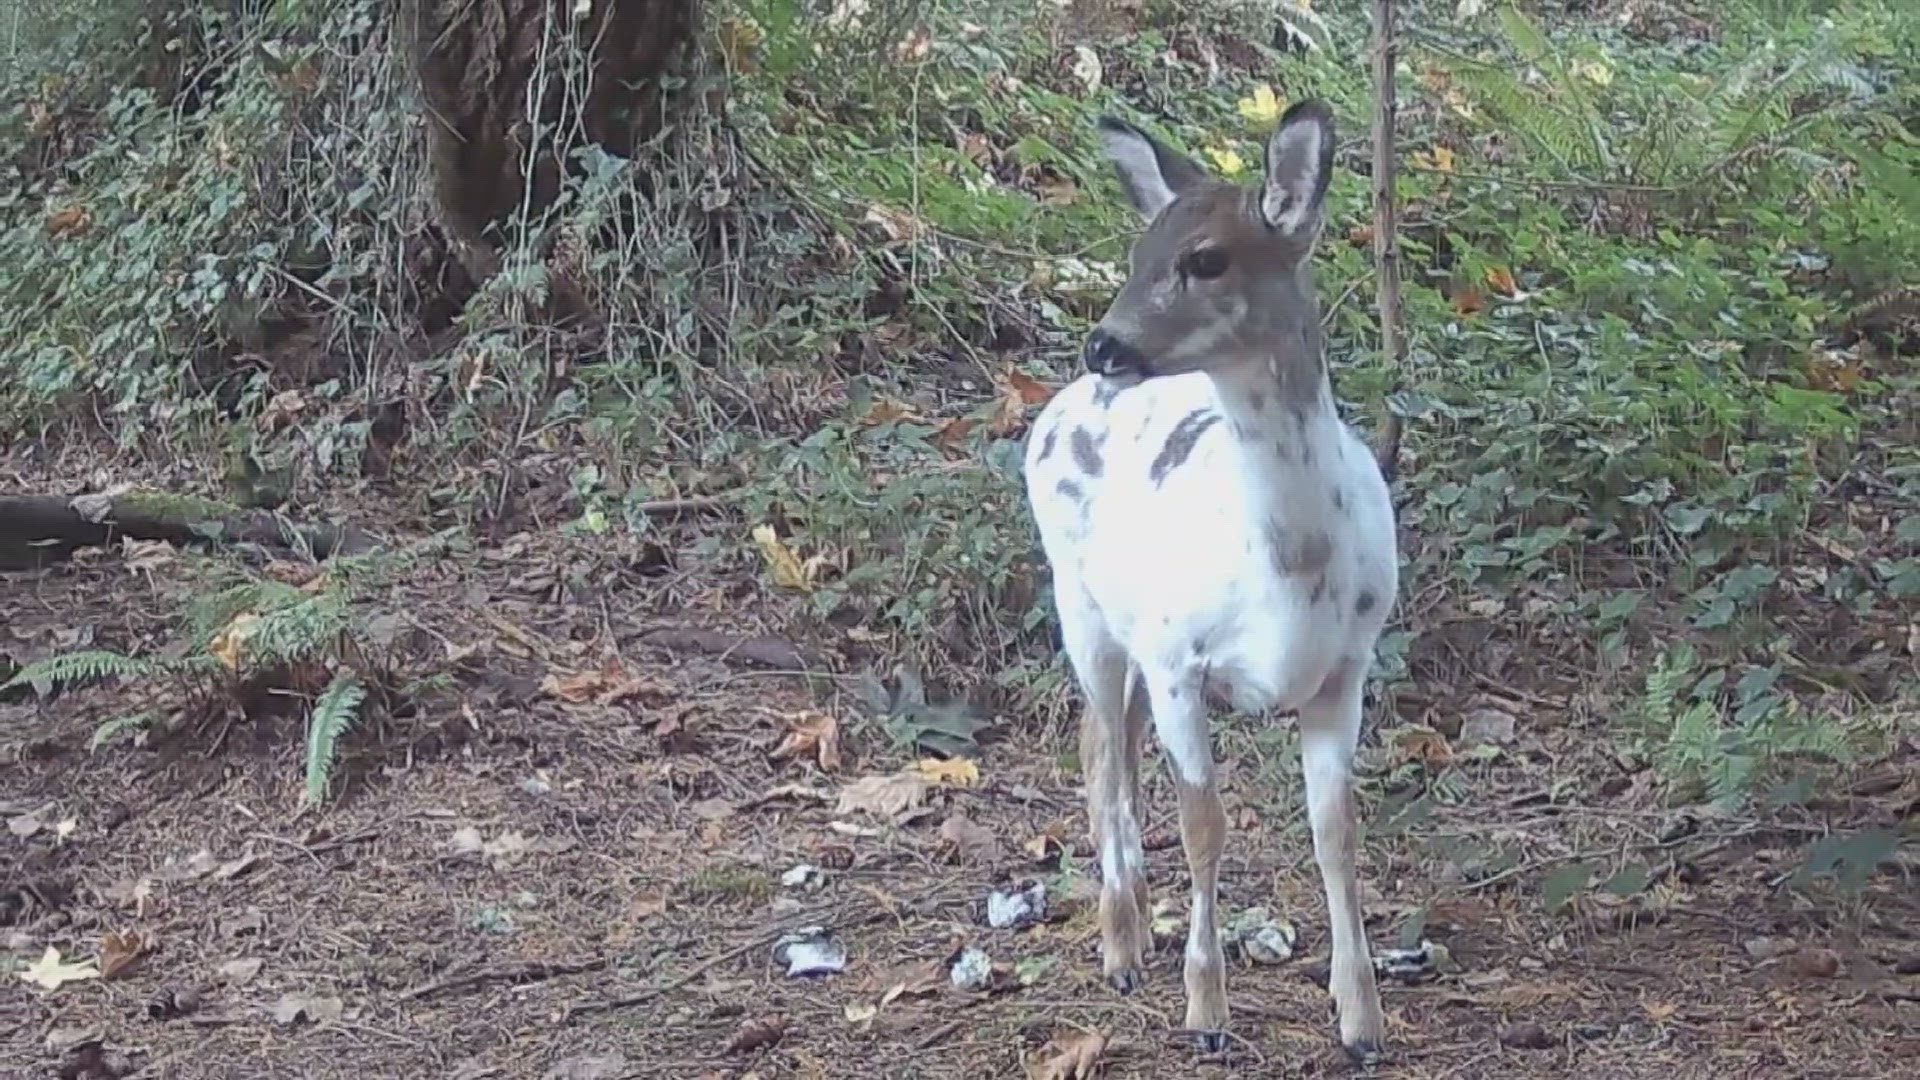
[1370,0,1406,484]
[399,956,610,1001]
[1462,825,1763,893]
[630,492,742,516]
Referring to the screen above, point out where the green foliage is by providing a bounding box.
[304,674,365,805]
[1635,645,1858,810]
[10,550,401,803]
[2,649,161,694]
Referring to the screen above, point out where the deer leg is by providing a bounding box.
[1298,664,1386,1058]
[1148,679,1229,1050]
[1062,598,1150,992]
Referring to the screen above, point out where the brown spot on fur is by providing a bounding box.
[1149,408,1220,483]
[1071,427,1106,477]
[1355,589,1378,616]
[1264,520,1333,576]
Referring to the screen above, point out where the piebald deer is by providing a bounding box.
[1024,99,1394,1056]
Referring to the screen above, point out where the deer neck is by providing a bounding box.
[1204,297,1340,526]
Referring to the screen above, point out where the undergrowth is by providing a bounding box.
[1,0,1915,872]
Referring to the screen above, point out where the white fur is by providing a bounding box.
[1024,373,1397,741]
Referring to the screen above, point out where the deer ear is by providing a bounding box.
[1097,115,1207,221]
[1259,99,1335,236]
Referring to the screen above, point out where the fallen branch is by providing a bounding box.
[637,628,820,671]
[0,492,377,569]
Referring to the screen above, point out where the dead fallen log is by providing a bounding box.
[0,492,377,570]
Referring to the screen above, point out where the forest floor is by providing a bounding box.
[5,455,1916,1080]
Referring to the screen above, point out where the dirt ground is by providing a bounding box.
[4,473,1917,1080]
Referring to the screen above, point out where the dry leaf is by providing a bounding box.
[541,659,663,706]
[863,204,925,244]
[630,892,669,919]
[217,957,264,985]
[934,416,977,453]
[270,993,344,1026]
[1027,1029,1108,1080]
[1805,351,1863,393]
[1033,173,1078,205]
[751,524,814,592]
[835,772,929,817]
[987,389,1030,437]
[843,1001,878,1024]
[770,712,842,772]
[915,757,981,787]
[1004,369,1055,407]
[1070,45,1102,93]
[208,612,261,671]
[938,813,1003,864]
[1393,725,1454,767]
[97,929,152,981]
[1451,285,1486,316]
[724,1016,787,1054]
[1413,145,1457,174]
[1485,266,1519,296]
[1023,832,1067,865]
[716,16,765,72]
[18,947,99,991]
[44,205,89,238]
[1346,223,1375,248]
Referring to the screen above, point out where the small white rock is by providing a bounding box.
[772,927,847,977]
[780,863,823,890]
[949,946,993,991]
[985,881,1047,930]
[1222,907,1297,965]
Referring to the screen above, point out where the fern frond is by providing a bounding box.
[248,593,353,668]
[304,674,366,805]
[91,712,155,750]
[3,650,157,693]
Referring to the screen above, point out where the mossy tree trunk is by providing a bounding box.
[400,0,700,281]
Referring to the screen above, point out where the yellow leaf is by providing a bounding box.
[1485,266,1518,296]
[1236,84,1284,126]
[1205,147,1247,177]
[1573,58,1613,87]
[751,524,814,592]
[915,757,981,787]
[18,946,99,991]
[208,611,261,671]
[1413,145,1457,174]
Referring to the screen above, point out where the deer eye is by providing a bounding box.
[1179,246,1230,281]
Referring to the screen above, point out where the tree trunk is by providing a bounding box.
[1370,0,1405,483]
[400,0,701,280]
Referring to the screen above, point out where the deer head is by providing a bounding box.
[1083,99,1335,389]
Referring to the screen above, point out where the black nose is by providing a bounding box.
[1083,328,1142,376]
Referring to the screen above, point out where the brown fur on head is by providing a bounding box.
[1083,100,1336,390]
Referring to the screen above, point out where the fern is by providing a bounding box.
[2,650,158,693]
[91,712,156,750]
[249,592,353,669]
[304,674,366,805]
